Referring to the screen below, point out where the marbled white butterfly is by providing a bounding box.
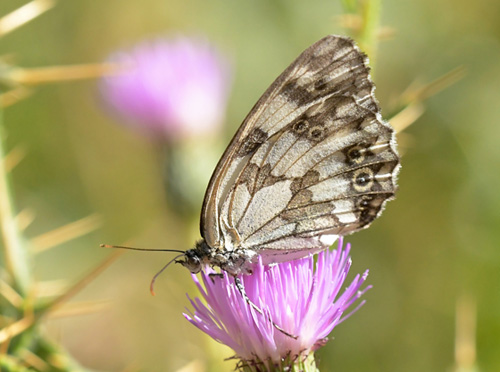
[179,35,400,276]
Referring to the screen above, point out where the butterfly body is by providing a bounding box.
[179,35,400,276]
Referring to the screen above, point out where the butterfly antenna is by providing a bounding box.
[100,244,185,254]
[150,254,185,296]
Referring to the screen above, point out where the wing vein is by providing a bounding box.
[242,189,393,243]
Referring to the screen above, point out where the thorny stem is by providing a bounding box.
[0,0,55,37]
[0,109,31,296]
[8,63,121,86]
[38,251,122,317]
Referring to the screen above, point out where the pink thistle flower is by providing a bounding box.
[99,36,231,140]
[184,238,371,370]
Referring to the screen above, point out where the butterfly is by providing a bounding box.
[180,35,400,276]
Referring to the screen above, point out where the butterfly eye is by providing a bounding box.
[181,250,202,273]
[187,252,200,264]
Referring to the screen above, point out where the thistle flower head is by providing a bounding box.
[184,238,370,370]
[100,36,231,140]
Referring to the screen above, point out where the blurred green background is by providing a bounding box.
[1,0,499,371]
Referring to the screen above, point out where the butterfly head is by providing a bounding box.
[178,240,212,274]
[178,250,202,273]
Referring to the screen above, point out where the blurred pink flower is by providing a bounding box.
[184,238,371,369]
[100,37,231,139]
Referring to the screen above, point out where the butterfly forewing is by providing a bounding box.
[200,35,399,265]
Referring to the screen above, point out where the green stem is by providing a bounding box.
[0,109,31,296]
[340,0,358,13]
[358,0,381,70]
[341,0,382,75]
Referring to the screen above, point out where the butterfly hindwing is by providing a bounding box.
[200,35,399,264]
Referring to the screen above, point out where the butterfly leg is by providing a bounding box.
[208,272,224,283]
[233,277,297,339]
